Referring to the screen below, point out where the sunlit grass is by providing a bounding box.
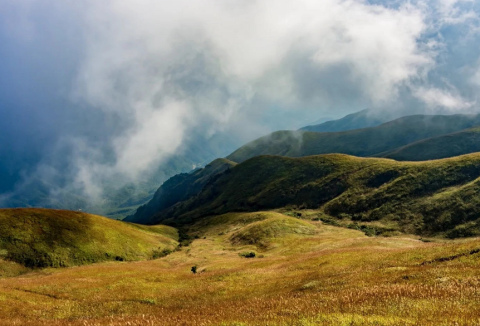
[0,208,178,270]
[1,211,480,325]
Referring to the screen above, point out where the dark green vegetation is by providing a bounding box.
[0,208,177,270]
[133,153,480,238]
[380,127,480,161]
[228,114,480,163]
[238,251,256,258]
[130,112,480,230]
[125,158,236,224]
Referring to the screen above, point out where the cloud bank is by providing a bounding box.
[1,0,480,207]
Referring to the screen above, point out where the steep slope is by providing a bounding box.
[379,127,480,161]
[125,158,237,224]
[300,109,386,132]
[0,208,177,268]
[228,114,480,163]
[149,153,480,237]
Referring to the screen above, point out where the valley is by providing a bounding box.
[3,112,480,326]
[1,210,480,325]
[4,2,480,324]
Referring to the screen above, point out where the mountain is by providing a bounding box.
[0,208,177,269]
[129,113,480,228]
[134,153,480,238]
[125,158,237,224]
[228,114,480,163]
[304,115,335,126]
[299,109,387,132]
[379,127,480,161]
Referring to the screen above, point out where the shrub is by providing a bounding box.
[446,222,480,238]
[314,215,340,226]
[178,229,193,247]
[239,251,256,258]
[151,248,173,259]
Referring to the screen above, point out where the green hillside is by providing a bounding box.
[0,208,178,270]
[125,113,480,227]
[145,153,480,238]
[379,127,480,161]
[125,158,237,224]
[228,114,480,163]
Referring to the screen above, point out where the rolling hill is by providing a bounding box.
[228,113,480,163]
[2,164,480,325]
[379,127,480,161]
[135,153,480,238]
[3,209,480,325]
[0,208,177,270]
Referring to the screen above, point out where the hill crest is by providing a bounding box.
[0,208,177,269]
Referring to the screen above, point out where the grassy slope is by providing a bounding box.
[1,211,480,325]
[153,153,480,237]
[0,208,178,270]
[126,113,480,226]
[227,114,480,163]
[125,158,237,225]
[379,127,480,161]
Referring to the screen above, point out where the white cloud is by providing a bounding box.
[4,0,480,204]
[77,4,431,148]
[112,100,191,177]
[65,0,455,199]
[414,86,475,110]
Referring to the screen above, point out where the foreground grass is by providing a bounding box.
[1,211,480,325]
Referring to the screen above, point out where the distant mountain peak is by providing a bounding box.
[299,109,385,132]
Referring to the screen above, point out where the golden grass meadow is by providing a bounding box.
[1,210,480,326]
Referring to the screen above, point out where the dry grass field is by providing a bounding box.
[1,211,480,326]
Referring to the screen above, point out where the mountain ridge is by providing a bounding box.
[228,113,480,163]
[379,126,480,161]
[299,109,385,132]
[129,112,480,229]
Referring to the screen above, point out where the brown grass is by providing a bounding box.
[1,212,480,326]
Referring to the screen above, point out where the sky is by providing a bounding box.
[1,0,480,203]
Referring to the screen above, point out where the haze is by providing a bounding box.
[1,0,479,207]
